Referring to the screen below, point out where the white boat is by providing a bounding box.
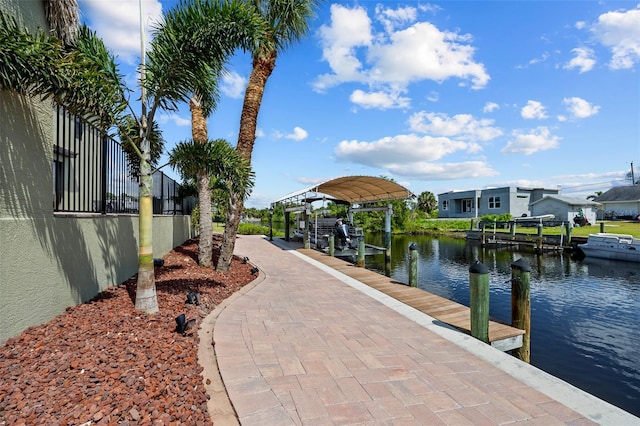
[578,233,640,263]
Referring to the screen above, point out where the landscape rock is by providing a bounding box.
[0,237,255,425]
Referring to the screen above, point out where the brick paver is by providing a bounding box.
[213,236,630,425]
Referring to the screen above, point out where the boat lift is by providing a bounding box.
[271,176,413,266]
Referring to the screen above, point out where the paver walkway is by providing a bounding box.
[212,235,637,425]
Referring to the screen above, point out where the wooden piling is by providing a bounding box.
[357,238,365,267]
[469,261,490,343]
[409,243,418,287]
[329,234,335,257]
[536,223,543,253]
[511,258,531,363]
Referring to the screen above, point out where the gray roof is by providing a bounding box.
[530,195,600,206]
[594,186,640,202]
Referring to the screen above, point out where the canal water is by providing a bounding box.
[362,233,640,417]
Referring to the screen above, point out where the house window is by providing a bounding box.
[489,196,501,209]
[462,199,473,213]
[442,200,448,211]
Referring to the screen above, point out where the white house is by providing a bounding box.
[529,195,599,225]
[593,186,640,220]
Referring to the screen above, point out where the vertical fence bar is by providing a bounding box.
[100,133,108,214]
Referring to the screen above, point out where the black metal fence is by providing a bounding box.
[53,105,186,215]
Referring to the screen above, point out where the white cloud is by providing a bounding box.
[384,161,498,179]
[350,89,410,110]
[563,47,596,73]
[375,4,417,33]
[275,127,308,141]
[335,134,468,166]
[483,102,499,113]
[521,100,548,120]
[367,21,489,89]
[502,127,560,155]
[157,112,190,127]
[333,133,498,180]
[81,0,163,64]
[562,97,600,118]
[591,5,640,69]
[313,4,373,92]
[313,4,490,108]
[220,72,246,99]
[408,112,503,142]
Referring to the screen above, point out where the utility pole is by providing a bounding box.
[631,162,636,185]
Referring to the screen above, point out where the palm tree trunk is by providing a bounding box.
[190,97,213,267]
[217,191,243,272]
[217,53,275,272]
[134,146,158,313]
[236,53,276,161]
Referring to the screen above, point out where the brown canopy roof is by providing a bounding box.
[274,176,413,205]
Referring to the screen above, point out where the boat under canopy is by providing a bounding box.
[273,175,413,205]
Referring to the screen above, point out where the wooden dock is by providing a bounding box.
[298,247,525,352]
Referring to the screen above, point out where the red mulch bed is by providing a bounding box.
[0,237,256,425]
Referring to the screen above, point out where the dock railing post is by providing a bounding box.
[536,223,543,253]
[385,204,392,274]
[357,238,365,267]
[329,234,335,257]
[511,258,531,363]
[469,260,490,343]
[409,243,418,287]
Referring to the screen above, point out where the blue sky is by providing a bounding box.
[79,0,640,209]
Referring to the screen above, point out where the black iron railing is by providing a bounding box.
[53,105,185,215]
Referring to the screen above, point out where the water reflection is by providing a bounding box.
[364,233,640,416]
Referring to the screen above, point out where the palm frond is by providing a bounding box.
[0,12,128,132]
[145,0,267,119]
[169,138,255,199]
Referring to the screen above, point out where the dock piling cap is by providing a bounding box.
[469,260,489,274]
[511,258,531,272]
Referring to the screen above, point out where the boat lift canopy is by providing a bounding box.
[273,175,414,206]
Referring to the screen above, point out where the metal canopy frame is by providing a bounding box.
[273,175,414,206]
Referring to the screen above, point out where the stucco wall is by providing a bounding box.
[0,90,192,341]
[0,215,191,341]
[0,2,192,342]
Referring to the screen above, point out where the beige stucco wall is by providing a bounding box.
[0,1,192,342]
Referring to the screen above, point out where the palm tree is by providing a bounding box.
[217,0,321,272]
[0,0,266,313]
[587,191,603,201]
[169,139,255,241]
[417,191,438,215]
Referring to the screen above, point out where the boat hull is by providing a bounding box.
[578,233,640,263]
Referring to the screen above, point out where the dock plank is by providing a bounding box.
[298,248,525,348]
